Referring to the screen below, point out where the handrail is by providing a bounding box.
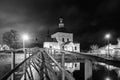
[0,49,39,80]
[2,48,120,80]
[44,48,120,68]
[43,48,75,80]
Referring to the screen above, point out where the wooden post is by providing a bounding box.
[11,51,15,80]
[24,49,27,80]
[62,52,65,80]
[41,52,45,80]
[85,59,92,80]
[60,45,65,80]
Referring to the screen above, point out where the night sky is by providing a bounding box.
[0,0,120,50]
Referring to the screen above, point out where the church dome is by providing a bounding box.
[55,18,69,33]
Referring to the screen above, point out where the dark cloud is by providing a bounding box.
[0,0,50,35]
[0,0,120,49]
[97,0,120,14]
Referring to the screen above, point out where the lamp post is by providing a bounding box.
[22,34,29,80]
[104,33,111,79]
[105,33,111,59]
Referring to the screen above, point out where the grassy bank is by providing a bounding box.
[0,53,25,78]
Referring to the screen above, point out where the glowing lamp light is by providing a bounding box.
[105,33,111,39]
[22,34,29,41]
[105,77,111,80]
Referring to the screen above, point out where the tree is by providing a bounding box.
[90,45,99,50]
[2,30,20,49]
[90,45,99,54]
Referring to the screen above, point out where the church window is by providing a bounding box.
[75,63,77,67]
[62,38,64,42]
[75,46,77,50]
[49,46,52,48]
[67,38,69,42]
[62,46,64,50]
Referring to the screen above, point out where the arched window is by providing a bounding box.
[67,38,69,42]
[49,46,52,48]
[62,46,64,50]
[75,63,77,67]
[75,46,77,50]
[62,38,64,42]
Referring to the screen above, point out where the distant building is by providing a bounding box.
[0,44,10,51]
[43,18,80,72]
[90,38,120,59]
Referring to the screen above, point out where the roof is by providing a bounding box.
[55,27,69,33]
[45,37,57,42]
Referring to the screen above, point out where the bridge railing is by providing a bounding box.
[0,49,40,80]
[44,48,75,80]
[1,48,75,80]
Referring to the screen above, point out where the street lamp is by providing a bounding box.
[22,34,29,51]
[104,33,111,78]
[105,34,111,40]
[104,33,111,59]
[22,34,29,80]
[105,76,111,80]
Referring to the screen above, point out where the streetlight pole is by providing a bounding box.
[105,33,111,59]
[104,33,111,80]
[23,39,26,80]
[107,39,110,59]
[22,34,29,80]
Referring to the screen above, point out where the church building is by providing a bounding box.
[43,18,80,72]
[44,18,80,53]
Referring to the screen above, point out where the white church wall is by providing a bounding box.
[51,32,73,43]
[58,32,73,42]
[64,43,80,52]
[74,43,80,52]
[43,18,81,72]
[65,62,80,72]
[64,45,73,51]
[43,42,60,49]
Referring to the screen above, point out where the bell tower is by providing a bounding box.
[59,18,64,28]
[51,18,73,43]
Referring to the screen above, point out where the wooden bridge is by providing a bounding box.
[1,48,120,80]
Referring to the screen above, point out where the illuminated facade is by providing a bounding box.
[44,18,80,53]
[43,18,80,72]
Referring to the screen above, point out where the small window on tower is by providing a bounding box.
[67,38,69,42]
[62,46,64,50]
[62,38,64,42]
[50,46,52,48]
[75,63,77,67]
[75,46,77,50]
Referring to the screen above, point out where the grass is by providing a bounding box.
[0,52,25,78]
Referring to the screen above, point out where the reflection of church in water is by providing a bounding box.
[43,18,80,72]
